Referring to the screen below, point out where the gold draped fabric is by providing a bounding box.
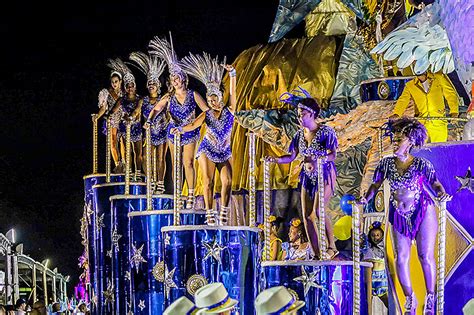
[305,0,354,37]
[193,35,340,195]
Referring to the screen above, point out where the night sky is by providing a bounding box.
[0,0,285,286]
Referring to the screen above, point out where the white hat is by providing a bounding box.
[195,283,238,314]
[164,296,199,315]
[255,286,305,315]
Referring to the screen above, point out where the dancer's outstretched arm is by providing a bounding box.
[170,112,206,134]
[146,94,170,122]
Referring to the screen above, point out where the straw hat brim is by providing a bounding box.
[256,300,305,315]
[286,300,305,312]
[197,298,238,314]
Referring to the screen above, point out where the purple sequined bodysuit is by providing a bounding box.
[142,96,168,146]
[289,125,338,198]
[118,95,142,143]
[196,107,234,163]
[168,89,200,145]
[373,156,437,239]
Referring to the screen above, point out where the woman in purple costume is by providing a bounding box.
[266,97,338,260]
[108,59,143,180]
[359,117,451,314]
[146,35,208,208]
[93,61,124,172]
[172,54,236,225]
[129,52,168,193]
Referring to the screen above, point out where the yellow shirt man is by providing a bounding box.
[393,72,459,142]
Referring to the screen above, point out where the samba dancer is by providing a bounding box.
[266,96,339,260]
[147,35,209,209]
[359,118,451,314]
[129,51,168,193]
[170,54,236,225]
[93,62,124,172]
[108,59,143,180]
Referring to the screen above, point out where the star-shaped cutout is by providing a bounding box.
[293,266,324,296]
[456,167,474,193]
[152,260,165,282]
[96,213,105,233]
[164,265,178,297]
[202,237,227,264]
[124,271,131,281]
[112,228,122,252]
[106,249,113,258]
[138,300,146,311]
[103,281,115,304]
[164,233,170,246]
[130,243,147,272]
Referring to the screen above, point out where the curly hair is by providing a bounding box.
[390,117,427,147]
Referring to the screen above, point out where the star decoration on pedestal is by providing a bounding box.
[164,265,178,297]
[103,281,115,304]
[152,260,165,282]
[106,249,113,258]
[293,266,324,296]
[130,243,147,272]
[138,300,146,311]
[456,167,474,193]
[124,271,131,281]
[96,214,105,233]
[164,233,170,246]
[203,237,227,264]
[112,228,122,252]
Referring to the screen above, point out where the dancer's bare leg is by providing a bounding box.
[415,204,437,293]
[301,189,319,257]
[198,154,216,210]
[156,142,168,182]
[391,226,413,296]
[217,159,232,207]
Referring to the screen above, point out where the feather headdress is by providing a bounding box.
[129,51,166,86]
[181,52,226,101]
[149,33,185,79]
[107,58,135,87]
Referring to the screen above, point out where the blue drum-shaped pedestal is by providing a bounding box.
[91,182,146,315]
[162,226,261,315]
[84,174,125,293]
[128,211,207,314]
[360,76,413,103]
[110,194,176,315]
[261,261,371,315]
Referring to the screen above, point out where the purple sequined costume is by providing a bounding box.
[168,89,200,145]
[373,156,437,239]
[289,126,338,198]
[196,107,234,163]
[141,96,168,146]
[118,95,142,143]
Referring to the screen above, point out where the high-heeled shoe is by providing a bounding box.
[404,291,418,315]
[219,206,230,226]
[205,209,217,226]
[423,292,435,315]
[185,194,195,210]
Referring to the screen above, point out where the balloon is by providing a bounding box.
[334,215,352,241]
[340,194,356,215]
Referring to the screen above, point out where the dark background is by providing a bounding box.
[0,0,281,289]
